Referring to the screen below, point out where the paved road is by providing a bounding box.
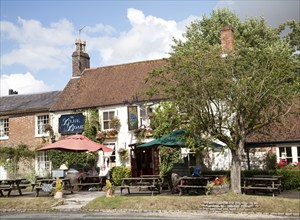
[1,211,298,220]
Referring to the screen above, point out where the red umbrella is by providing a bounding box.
[38,135,112,152]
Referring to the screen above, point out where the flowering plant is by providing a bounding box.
[214,177,224,185]
[206,176,229,195]
[97,129,118,139]
[134,125,153,143]
[277,159,288,167]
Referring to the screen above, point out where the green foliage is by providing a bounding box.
[84,108,100,142]
[111,166,131,186]
[48,150,97,170]
[265,152,277,170]
[146,8,300,193]
[0,144,35,178]
[118,148,129,162]
[159,146,181,177]
[150,102,186,138]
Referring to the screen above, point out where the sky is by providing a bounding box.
[0,0,299,96]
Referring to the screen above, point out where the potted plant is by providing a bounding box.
[103,179,116,197]
[53,178,64,199]
[206,176,230,195]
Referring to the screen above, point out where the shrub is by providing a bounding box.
[265,152,277,170]
[111,166,131,186]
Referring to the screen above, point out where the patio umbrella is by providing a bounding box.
[38,134,113,152]
[138,130,223,148]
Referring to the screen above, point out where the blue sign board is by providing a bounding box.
[59,114,85,134]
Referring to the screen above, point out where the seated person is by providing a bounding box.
[87,166,99,183]
[87,166,98,176]
[99,164,109,177]
[192,167,201,177]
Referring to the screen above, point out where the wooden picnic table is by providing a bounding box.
[241,176,282,197]
[120,177,161,196]
[177,176,211,196]
[0,178,26,197]
[76,175,104,191]
[35,178,73,197]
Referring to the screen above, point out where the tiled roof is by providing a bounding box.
[0,91,61,116]
[246,101,300,145]
[50,59,167,111]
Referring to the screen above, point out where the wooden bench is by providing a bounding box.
[177,176,210,196]
[178,185,208,196]
[0,186,11,197]
[120,177,161,196]
[76,182,101,191]
[75,176,103,191]
[241,177,281,197]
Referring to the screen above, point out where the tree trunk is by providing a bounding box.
[230,138,245,194]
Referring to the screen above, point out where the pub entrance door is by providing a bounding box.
[130,145,160,177]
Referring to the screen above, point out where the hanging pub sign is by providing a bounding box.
[128,106,138,130]
[59,114,85,134]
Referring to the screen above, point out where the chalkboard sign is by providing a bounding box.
[59,114,85,134]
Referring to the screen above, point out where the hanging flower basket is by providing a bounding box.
[97,129,118,139]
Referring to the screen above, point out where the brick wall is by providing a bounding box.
[0,114,46,150]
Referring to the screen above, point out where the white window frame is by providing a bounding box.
[139,106,152,127]
[102,110,115,130]
[0,117,9,140]
[36,151,51,176]
[35,114,49,137]
[277,145,299,163]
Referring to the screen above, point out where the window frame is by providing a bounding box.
[0,117,9,140]
[36,151,51,176]
[35,114,49,137]
[102,110,115,130]
[139,106,152,127]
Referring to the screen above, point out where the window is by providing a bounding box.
[298,147,300,162]
[279,147,293,163]
[36,151,51,176]
[0,118,9,139]
[139,106,152,126]
[105,143,116,163]
[103,111,115,130]
[36,114,49,136]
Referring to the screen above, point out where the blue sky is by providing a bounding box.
[1,0,299,96]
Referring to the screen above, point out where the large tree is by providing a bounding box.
[147,9,300,193]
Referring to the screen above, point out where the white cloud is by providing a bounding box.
[88,8,195,66]
[1,18,75,71]
[1,8,198,94]
[0,72,52,96]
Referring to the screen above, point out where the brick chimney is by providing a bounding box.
[221,26,234,55]
[72,39,90,77]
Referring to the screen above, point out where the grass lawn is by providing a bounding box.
[0,191,299,213]
[83,192,300,213]
[0,197,56,210]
